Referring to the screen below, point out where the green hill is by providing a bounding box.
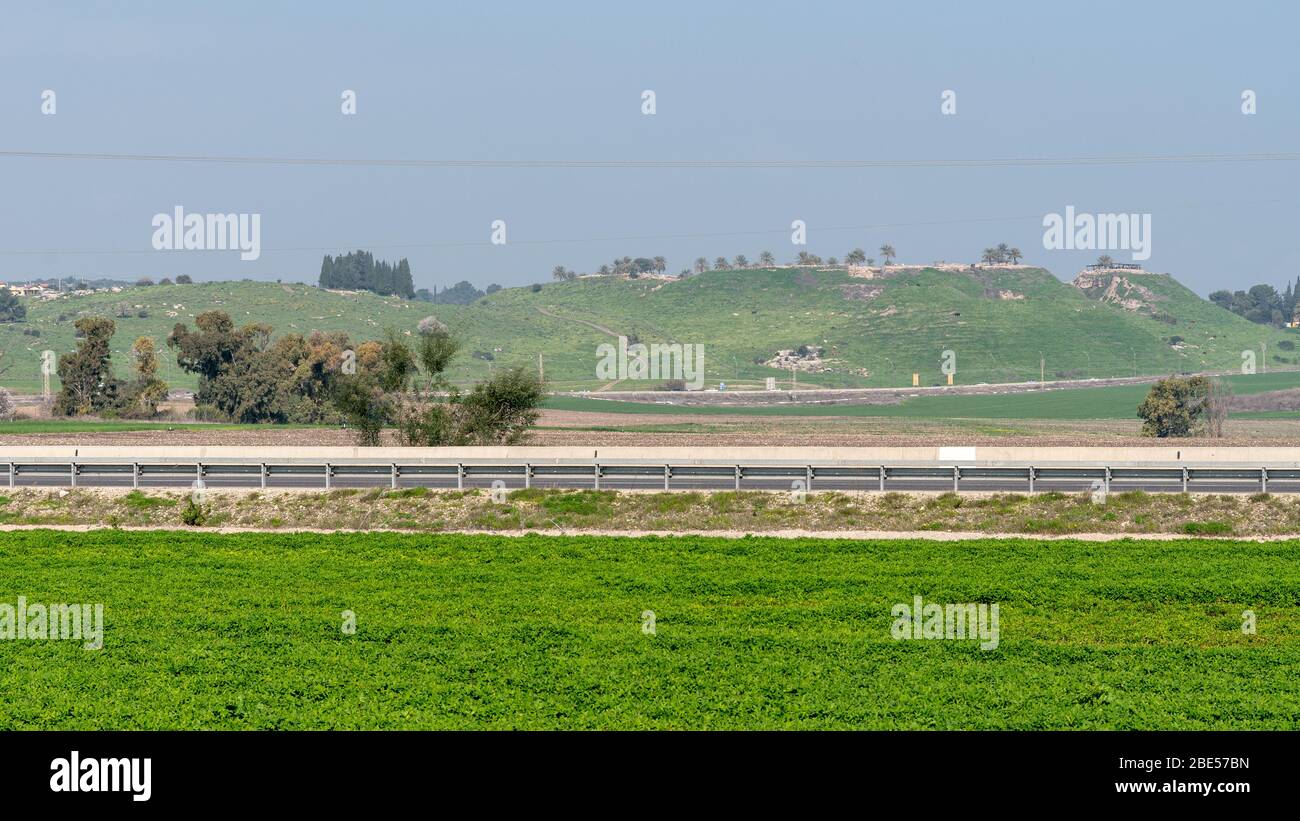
[0,267,1292,394]
[474,265,1295,390]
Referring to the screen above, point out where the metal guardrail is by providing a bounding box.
[0,457,1291,494]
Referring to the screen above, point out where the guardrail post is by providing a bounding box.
[196,462,203,482]
[70,461,76,488]
[132,463,139,489]
[525,463,532,490]
[260,463,267,490]
[879,466,885,492]
[456,463,464,491]
[324,463,331,490]
[953,465,959,493]
[7,462,13,489]
[1028,466,1034,494]
[1104,466,1111,494]
[1262,467,1268,494]
[664,464,670,491]
[734,465,741,491]
[1181,467,1188,493]
[390,464,398,490]
[593,463,600,490]
[806,465,813,493]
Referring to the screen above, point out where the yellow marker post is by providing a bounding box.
[912,373,920,387]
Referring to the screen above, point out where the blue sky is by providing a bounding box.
[1,0,1297,294]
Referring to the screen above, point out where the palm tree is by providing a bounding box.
[1097,254,1115,268]
[714,257,730,270]
[995,243,1010,263]
[981,248,997,265]
[694,257,708,274]
[759,251,775,267]
[1007,247,1023,264]
[653,256,667,274]
[796,251,813,266]
[845,248,867,265]
[733,254,749,269]
[879,244,896,265]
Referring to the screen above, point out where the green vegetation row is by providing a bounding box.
[41,307,544,445]
[0,529,1296,729]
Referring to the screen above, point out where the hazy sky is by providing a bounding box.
[1,0,1297,295]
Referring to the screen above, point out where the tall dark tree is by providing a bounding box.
[0,287,27,323]
[54,317,124,416]
[320,250,415,298]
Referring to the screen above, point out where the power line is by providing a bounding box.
[0,214,1046,256]
[2,149,1300,170]
[0,193,1289,258]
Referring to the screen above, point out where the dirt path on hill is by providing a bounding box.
[534,306,621,338]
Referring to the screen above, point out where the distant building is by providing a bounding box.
[3,283,50,297]
[1084,262,1144,271]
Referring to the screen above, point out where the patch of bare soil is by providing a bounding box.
[3,411,1300,447]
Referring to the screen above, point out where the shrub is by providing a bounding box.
[1183,521,1232,535]
[181,498,209,526]
[123,490,176,509]
[1138,376,1211,437]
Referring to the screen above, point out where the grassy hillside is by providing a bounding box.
[0,267,1291,394]
[2,529,1296,729]
[503,266,1293,390]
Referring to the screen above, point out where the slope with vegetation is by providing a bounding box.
[0,266,1292,396]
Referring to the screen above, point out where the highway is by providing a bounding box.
[3,445,1296,495]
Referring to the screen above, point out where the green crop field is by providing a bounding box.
[1,529,1296,729]
[547,369,1300,420]
[3,267,1295,395]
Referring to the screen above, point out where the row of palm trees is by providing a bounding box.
[689,244,898,273]
[551,245,903,280]
[980,243,1024,265]
[552,242,1040,281]
[553,255,670,280]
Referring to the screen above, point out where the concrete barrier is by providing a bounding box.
[0,445,1295,466]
